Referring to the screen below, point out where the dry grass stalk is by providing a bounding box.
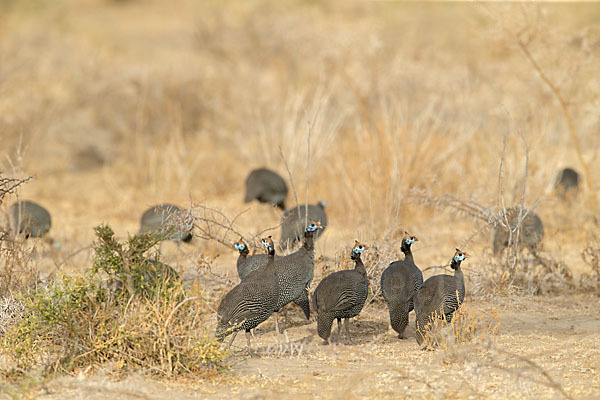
[581,235,600,293]
[517,35,596,208]
[1,226,227,378]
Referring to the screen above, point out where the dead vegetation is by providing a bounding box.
[0,224,226,379]
[0,0,598,398]
[581,235,600,294]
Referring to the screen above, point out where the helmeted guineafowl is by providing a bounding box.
[380,232,423,339]
[139,204,193,244]
[312,241,369,345]
[492,207,544,256]
[414,249,469,345]
[244,168,288,210]
[216,236,279,351]
[270,220,322,333]
[107,259,179,295]
[143,259,180,282]
[554,167,580,200]
[279,201,327,250]
[234,238,282,281]
[8,200,51,238]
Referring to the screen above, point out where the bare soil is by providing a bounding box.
[32,288,600,400]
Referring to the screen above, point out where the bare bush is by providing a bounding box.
[418,303,500,352]
[0,174,42,297]
[581,235,600,293]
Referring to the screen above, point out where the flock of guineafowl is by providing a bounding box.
[5,165,581,351]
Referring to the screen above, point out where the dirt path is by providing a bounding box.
[34,294,599,400]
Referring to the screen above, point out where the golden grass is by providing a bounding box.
[0,0,599,397]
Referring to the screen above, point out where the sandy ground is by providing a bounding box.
[23,267,599,400]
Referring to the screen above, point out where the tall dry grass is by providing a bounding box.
[0,0,597,292]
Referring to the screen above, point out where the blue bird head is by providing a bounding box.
[306,220,323,232]
[262,236,274,251]
[352,240,367,256]
[453,248,469,263]
[234,240,247,252]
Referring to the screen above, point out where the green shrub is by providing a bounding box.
[1,224,226,378]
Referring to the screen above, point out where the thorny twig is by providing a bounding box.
[500,107,530,285]
[190,203,280,251]
[303,107,319,228]
[0,175,33,205]
[191,204,249,248]
[279,146,299,215]
[516,36,596,207]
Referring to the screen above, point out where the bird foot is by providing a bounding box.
[247,348,260,358]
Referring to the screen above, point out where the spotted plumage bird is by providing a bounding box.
[414,249,468,345]
[312,241,369,345]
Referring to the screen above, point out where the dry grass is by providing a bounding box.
[0,225,226,379]
[0,0,599,398]
[417,303,501,352]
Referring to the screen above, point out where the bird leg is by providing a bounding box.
[344,318,353,344]
[245,331,256,356]
[336,318,342,345]
[274,311,281,335]
[225,331,238,351]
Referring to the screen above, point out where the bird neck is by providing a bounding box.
[353,256,367,275]
[401,244,413,262]
[302,231,315,252]
[264,249,277,272]
[238,248,249,259]
[451,260,464,282]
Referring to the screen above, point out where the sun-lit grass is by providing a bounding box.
[0,0,598,396]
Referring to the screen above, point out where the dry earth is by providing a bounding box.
[1,0,600,399]
[31,292,600,399]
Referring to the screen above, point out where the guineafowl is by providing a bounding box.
[8,200,51,238]
[312,241,369,345]
[143,259,180,283]
[554,167,580,199]
[279,201,327,250]
[414,249,468,345]
[270,220,322,333]
[107,259,179,295]
[234,238,282,281]
[244,168,288,210]
[492,207,544,256]
[380,232,423,339]
[216,236,279,352]
[139,204,193,244]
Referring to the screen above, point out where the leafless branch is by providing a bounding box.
[190,204,249,248]
[517,36,596,207]
[279,146,299,214]
[0,175,33,205]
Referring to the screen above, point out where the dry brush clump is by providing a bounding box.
[418,304,501,355]
[0,174,41,297]
[1,224,226,378]
[409,188,576,295]
[419,305,573,400]
[581,234,600,294]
